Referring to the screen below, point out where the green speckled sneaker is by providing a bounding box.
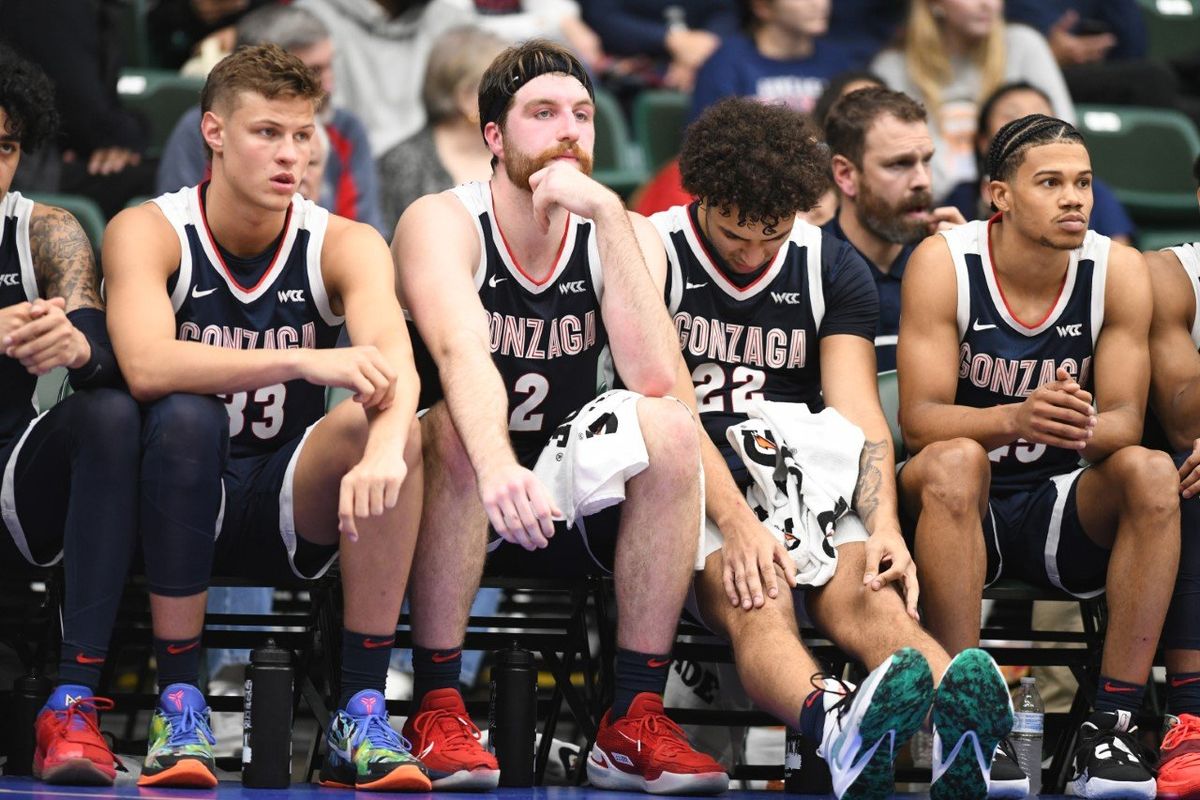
[818,646,935,800]
[931,648,1014,800]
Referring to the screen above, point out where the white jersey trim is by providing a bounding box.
[299,203,341,327]
[448,182,490,290]
[1170,243,1200,349]
[939,224,973,341]
[651,205,690,316]
[1,192,39,304]
[151,187,196,313]
[1087,234,1110,350]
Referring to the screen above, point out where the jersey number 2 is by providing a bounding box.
[224,383,286,439]
[510,373,550,432]
[692,364,765,413]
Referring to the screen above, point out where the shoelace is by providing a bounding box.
[165,704,216,748]
[810,671,854,723]
[54,696,114,739]
[411,708,484,755]
[1163,715,1200,752]
[627,711,698,759]
[351,711,413,755]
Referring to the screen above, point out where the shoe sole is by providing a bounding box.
[431,768,500,790]
[987,775,1030,798]
[1156,786,1200,800]
[931,649,1013,800]
[587,749,729,795]
[829,647,935,800]
[137,759,218,788]
[320,764,433,792]
[1066,774,1156,799]
[35,757,116,786]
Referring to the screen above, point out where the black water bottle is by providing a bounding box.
[7,670,50,775]
[488,643,536,787]
[242,639,293,788]
[783,727,831,794]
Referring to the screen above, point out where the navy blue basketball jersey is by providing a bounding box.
[0,191,39,450]
[652,204,877,477]
[945,218,1109,493]
[454,181,611,452]
[152,185,344,458]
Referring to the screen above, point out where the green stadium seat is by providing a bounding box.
[114,0,152,68]
[117,68,205,159]
[876,369,904,459]
[591,88,647,197]
[1138,0,1200,61]
[36,368,70,412]
[23,192,107,253]
[1138,227,1200,250]
[632,90,690,174]
[1077,104,1200,223]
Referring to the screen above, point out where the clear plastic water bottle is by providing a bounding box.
[1011,676,1044,796]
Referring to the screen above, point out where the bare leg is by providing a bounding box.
[614,397,701,653]
[808,541,952,682]
[407,403,489,649]
[1075,447,1180,683]
[897,438,991,654]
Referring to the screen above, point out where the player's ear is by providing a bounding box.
[988,179,1011,214]
[200,110,225,157]
[483,120,504,162]
[830,154,858,200]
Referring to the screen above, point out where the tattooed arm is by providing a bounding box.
[2,203,120,387]
[821,333,921,619]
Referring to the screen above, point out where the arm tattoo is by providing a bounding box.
[31,207,103,311]
[853,438,887,531]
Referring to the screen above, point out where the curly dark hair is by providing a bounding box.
[679,97,828,229]
[0,45,58,154]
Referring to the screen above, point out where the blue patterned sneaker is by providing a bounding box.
[320,690,432,791]
[931,649,1014,800]
[818,647,935,800]
[137,683,217,788]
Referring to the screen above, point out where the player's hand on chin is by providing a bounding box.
[338,449,409,542]
[478,461,562,551]
[528,161,620,233]
[719,515,797,611]
[4,297,91,375]
[863,526,920,622]
[298,346,397,410]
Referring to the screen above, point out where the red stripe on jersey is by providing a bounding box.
[196,183,293,294]
[986,213,1068,330]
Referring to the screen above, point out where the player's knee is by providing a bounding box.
[70,388,141,459]
[917,438,989,515]
[1110,447,1179,518]
[142,393,228,454]
[637,396,698,467]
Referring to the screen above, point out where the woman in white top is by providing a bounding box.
[871,0,1074,199]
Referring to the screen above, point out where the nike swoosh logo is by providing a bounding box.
[685,282,708,290]
[972,320,997,331]
[590,752,607,767]
[430,651,459,663]
[1171,676,1200,687]
[75,652,105,665]
[166,642,199,655]
[362,638,395,649]
[192,286,218,298]
[646,658,671,668]
[488,275,507,287]
[804,691,819,709]
[418,743,435,759]
[1103,681,1136,693]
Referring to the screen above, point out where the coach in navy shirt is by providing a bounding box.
[822,87,965,372]
[690,0,853,120]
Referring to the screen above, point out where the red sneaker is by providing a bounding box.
[1159,714,1200,800]
[587,693,729,794]
[33,689,118,786]
[401,688,500,790]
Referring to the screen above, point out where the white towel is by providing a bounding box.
[726,402,864,587]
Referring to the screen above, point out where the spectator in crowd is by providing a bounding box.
[157,4,386,235]
[823,87,965,373]
[1005,0,1198,124]
[148,0,275,70]
[471,0,605,67]
[689,0,854,121]
[581,0,739,91]
[943,81,1134,244]
[377,26,506,233]
[871,0,1074,200]
[0,0,155,218]
[295,0,472,156]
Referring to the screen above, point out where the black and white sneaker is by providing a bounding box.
[987,738,1030,799]
[1066,710,1156,799]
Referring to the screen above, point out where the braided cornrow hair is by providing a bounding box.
[985,113,1085,185]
